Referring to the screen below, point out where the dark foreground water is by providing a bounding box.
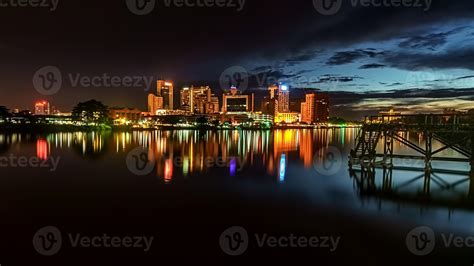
[0,129,472,264]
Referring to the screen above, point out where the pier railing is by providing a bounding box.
[364,113,473,131]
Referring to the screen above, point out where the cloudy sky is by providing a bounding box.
[0,0,473,119]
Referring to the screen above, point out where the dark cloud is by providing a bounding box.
[385,82,403,87]
[284,50,323,66]
[359,63,386,69]
[327,88,474,119]
[398,27,466,50]
[314,75,363,83]
[456,75,474,80]
[327,49,386,65]
[383,47,474,71]
[252,66,273,73]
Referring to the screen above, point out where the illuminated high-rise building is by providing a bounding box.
[301,92,329,124]
[222,86,254,113]
[268,84,278,99]
[34,101,50,115]
[148,94,163,115]
[277,83,290,113]
[260,96,277,116]
[180,87,192,112]
[157,80,174,110]
[180,86,219,114]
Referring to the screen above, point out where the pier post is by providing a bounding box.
[470,133,474,199]
[382,167,393,192]
[383,130,393,167]
[424,131,432,172]
[423,170,431,197]
[423,131,432,198]
[470,165,474,200]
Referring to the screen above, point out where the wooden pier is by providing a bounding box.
[348,113,474,209]
[349,113,473,170]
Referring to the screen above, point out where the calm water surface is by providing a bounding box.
[1,129,472,237]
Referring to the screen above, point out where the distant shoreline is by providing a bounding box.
[0,124,360,133]
[0,124,112,133]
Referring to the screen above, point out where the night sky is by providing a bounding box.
[1,0,474,119]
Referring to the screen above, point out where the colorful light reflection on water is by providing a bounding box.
[36,139,48,160]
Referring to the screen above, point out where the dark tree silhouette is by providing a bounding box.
[196,116,208,125]
[0,106,10,119]
[72,100,109,125]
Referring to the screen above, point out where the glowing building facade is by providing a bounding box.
[277,84,290,113]
[157,80,174,110]
[180,86,219,114]
[34,101,50,115]
[222,86,254,113]
[148,80,174,115]
[301,92,329,124]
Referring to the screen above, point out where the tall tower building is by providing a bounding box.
[180,87,192,112]
[277,84,290,113]
[301,92,329,124]
[157,80,174,110]
[148,94,163,115]
[268,84,278,99]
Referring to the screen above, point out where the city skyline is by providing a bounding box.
[1,1,474,119]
